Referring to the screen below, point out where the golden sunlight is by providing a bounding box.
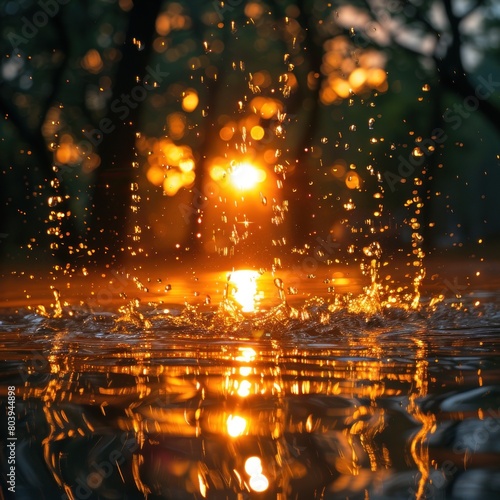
[228,270,261,312]
[244,457,269,492]
[229,162,266,191]
[235,347,257,363]
[236,379,252,397]
[227,414,247,437]
[198,473,207,498]
[248,474,269,493]
[249,474,269,493]
[244,456,263,476]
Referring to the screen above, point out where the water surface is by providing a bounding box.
[1,269,500,499]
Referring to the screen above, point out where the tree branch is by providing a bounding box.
[359,0,435,58]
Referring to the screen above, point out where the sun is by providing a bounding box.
[228,270,261,313]
[229,162,266,191]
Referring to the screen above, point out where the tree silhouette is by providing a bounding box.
[352,0,500,134]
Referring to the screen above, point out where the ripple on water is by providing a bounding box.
[1,293,500,499]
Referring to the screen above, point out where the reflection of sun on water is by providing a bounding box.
[236,379,252,397]
[249,474,269,493]
[227,414,247,437]
[244,456,262,475]
[28,331,445,499]
[235,347,256,363]
[245,456,269,492]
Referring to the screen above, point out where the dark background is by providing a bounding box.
[1,0,499,271]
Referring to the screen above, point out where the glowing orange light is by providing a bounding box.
[239,366,252,376]
[235,347,256,362]
[163,173,183,196]
[320,87,338,104]
[56,142,79,164]
[181,170,195,187]
[237,379,252,397]
[198,473,207,498]
[251,71,270,87]
[245,456,263,475]
[156,13,171,36]
[249,474,269,492]
[250,97,282,119]
[146,166,165,186]
[182,90,199,112]
[367,67,387,88]
[228,270,260,312]
[345,172,361,189]
[348,68,367,89]
[209,164,226,181]
[333,78,350,98]
[179,158,195,172]
[166,112,186,140]
[227,415,247,437]
[219,126,234,141]
[244,457,269,492]
[250,125,265,141]
[331,162,346,177]
[229,163,266,191]
[260,101,279,119]
[81,49,103,73]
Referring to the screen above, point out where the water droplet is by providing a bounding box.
[133,38,144,51]
[363,241,382,259]
[47,196,62,207]
[165,284,172,292]
[368,118,375,129]
[412,233,424,244]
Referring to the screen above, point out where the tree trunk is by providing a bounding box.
[88,0,163,266]
[283,0,323,248]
